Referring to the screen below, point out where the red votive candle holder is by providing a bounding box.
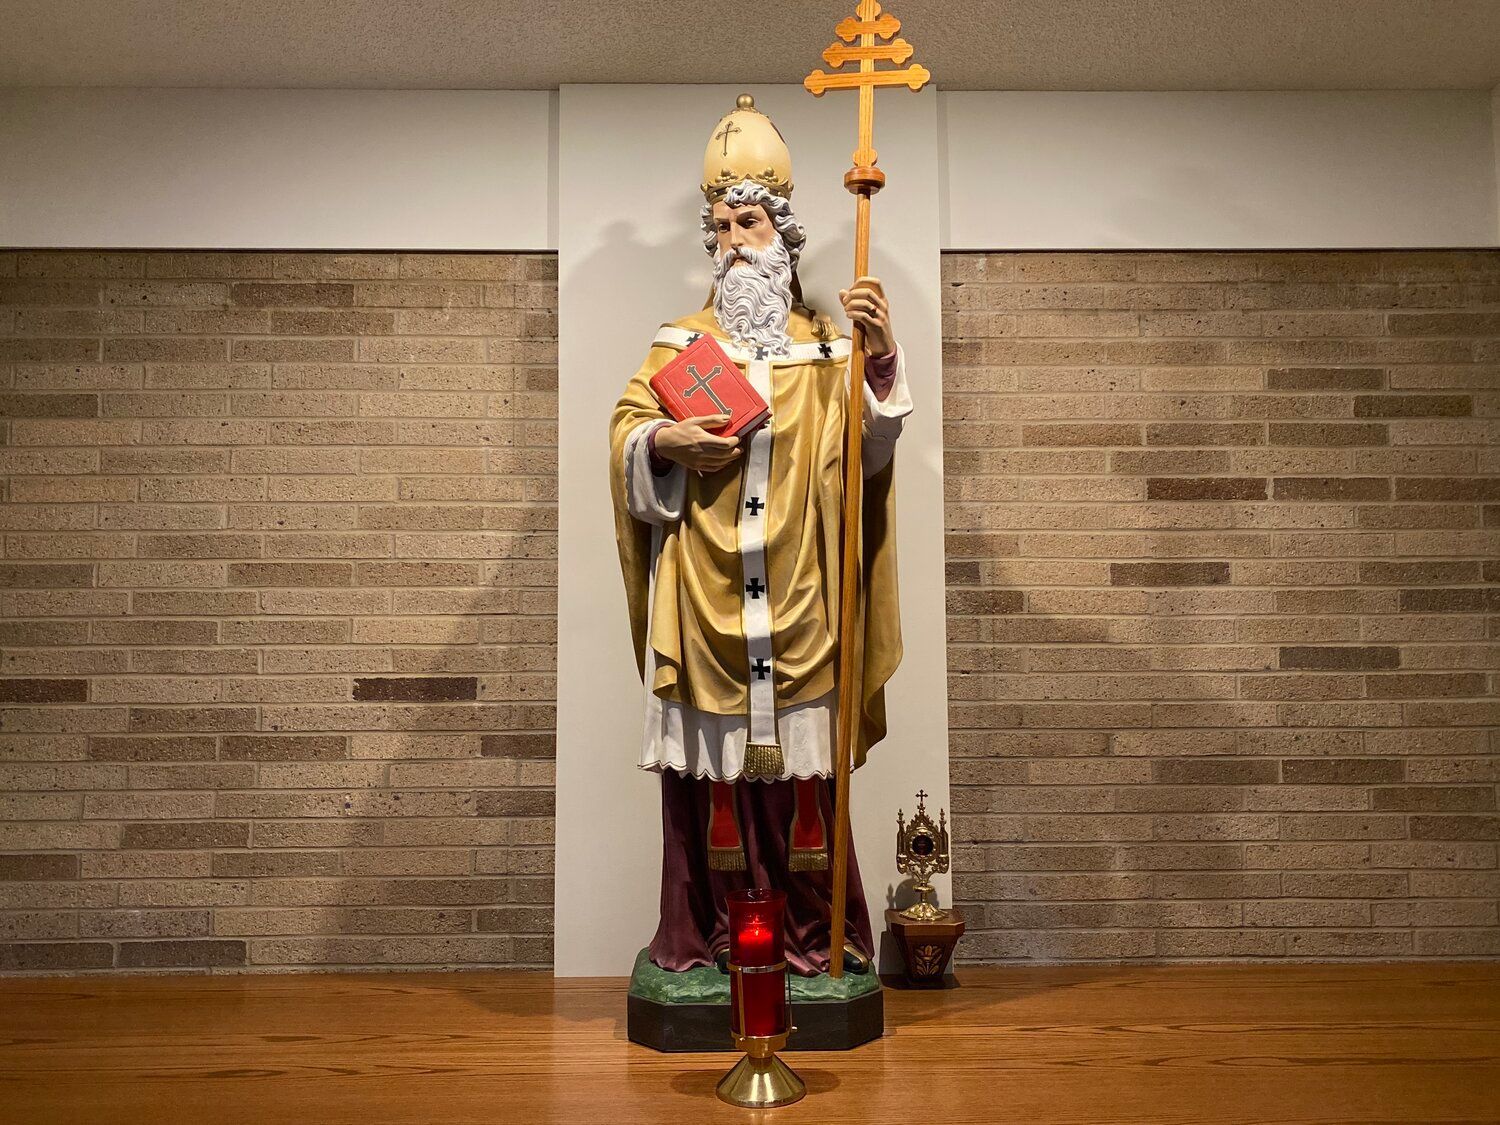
[727,887,788,1040]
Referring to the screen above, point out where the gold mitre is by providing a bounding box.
[701,94,793,203]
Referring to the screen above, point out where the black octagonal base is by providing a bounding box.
[627,986,884,1053]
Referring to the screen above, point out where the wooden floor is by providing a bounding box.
[1,964,1497,1124]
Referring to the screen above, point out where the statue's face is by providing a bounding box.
[711,200,777,266]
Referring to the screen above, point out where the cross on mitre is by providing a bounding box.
[713,118,740,156]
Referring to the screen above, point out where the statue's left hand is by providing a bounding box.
[838,275,895,357]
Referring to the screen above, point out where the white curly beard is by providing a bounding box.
[711,237,794,355]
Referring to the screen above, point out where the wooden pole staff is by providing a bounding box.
[805,0,929,979]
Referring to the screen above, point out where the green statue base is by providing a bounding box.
[625,948,884,1052]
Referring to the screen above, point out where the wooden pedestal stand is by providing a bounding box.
[884,906,965,988]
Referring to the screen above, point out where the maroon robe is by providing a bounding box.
[647,770,875,976]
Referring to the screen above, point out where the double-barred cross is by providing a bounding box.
[803,0,931,171]
[802,0,931,988]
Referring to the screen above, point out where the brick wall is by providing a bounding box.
[943,250,1498,961]
[2,248,1496,974]
[0,250,557,972]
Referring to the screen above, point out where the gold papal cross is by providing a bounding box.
[801,0,931,981]
[804,0,931,172]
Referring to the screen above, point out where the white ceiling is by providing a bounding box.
[2,0,1499,91]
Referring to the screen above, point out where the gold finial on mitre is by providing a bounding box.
[701,93,794,203]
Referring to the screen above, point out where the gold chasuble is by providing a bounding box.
[610,305,903,774]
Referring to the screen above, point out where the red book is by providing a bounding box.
[648,334,770,440]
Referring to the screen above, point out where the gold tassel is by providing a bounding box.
[811,310,839,341]
[709,846,747,872]
[744,742,785,778]
[787,848,829,872]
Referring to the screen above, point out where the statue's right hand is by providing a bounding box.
[654,414,741,472]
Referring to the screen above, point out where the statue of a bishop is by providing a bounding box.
[610,95,911,976]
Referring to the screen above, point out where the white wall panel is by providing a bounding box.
[2,88,1493,253]
[0,89,554,249]
[1492,85,1500,240]
[942,91,1498,249]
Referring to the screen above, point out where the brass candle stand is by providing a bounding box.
[717,959,804,1109]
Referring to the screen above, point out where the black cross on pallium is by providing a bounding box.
[751,657,771,680]
[754,345,768,360]
[682,362,728,415]
[685,332,702,344]
[744,495,764,516]
[745,577,765,600]
[817,342,833,358]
